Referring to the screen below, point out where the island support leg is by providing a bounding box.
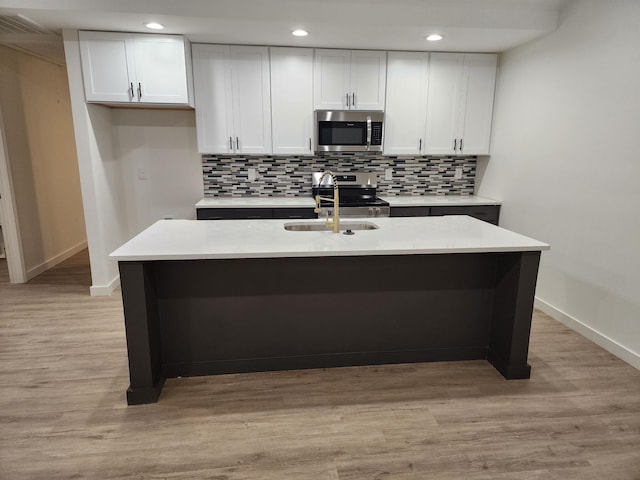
[488,251,541,379]
[119,261,165,405]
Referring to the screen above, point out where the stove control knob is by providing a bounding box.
[375,208,381,216]
[327,209,333,216]
[368,207,374,216]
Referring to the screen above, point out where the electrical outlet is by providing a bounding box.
[385,168,393,181]
[248,168,257,181]
[137,167,148,180]
[454,167,463,180]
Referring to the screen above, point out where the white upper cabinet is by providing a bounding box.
[459,54,499,155]
[131,35,193,104]
[314,49,386,110]
[313,49,350,110]
[425,53,497,155]
[424,54,464,155]
[192,44,272,155]
[79,32,133,103]
[383,51,430,155]
[349,50,387,110]
[270,47,314,155]
[230,46,272,154]
[192,44,234,154]
[79,31,193,106]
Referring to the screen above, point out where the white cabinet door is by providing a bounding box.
[425,53,465,155]
[458,54,497,155]
[192,45,272,155]
[314,49,351,110]
[229,46,272,155]
[350,50,387,110]
[79,31,135,103]
[425,53,497,155]
[79,31,193,106]
[270,47,314,155]
[192,44,234,154]
[132,35,191,105]
[383,51,429,155]
[314,49,386,110]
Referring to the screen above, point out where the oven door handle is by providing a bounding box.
[366,116,372,151]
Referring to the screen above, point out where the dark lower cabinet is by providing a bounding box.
[430,205,500,225]
[272,208,317,219]
[197,207,316,220]
[391,205,500,225]
[197,208,273,220]
[197,204,500,224]
[390,206,431,217]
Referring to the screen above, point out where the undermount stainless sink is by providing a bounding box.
[284,221,379,232]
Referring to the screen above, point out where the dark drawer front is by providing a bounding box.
[197,208,273,220]
[390,206,431,217]
[272,208,317,219]
[430,205,500,225]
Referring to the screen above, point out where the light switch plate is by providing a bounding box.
[385,168,393,181]
[454,167,463,180]
[248,168,257,181]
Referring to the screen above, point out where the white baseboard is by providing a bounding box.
[26,240,88,280]
[535,297,640,371]
[90,275,120,297]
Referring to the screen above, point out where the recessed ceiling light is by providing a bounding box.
[145,22,164,30]
[426,34,443,41]
[292,29,309,37]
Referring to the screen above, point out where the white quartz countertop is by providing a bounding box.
[110,216,548,261]
[196,197,315,208]
[379,195,501,206]
[195,195,500,209]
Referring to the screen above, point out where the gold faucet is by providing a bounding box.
[314,171,340,233]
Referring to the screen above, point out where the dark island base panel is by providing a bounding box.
[163,347,489,378]
[119,252,540,405]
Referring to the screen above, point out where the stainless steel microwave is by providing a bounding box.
[315,110,384,152]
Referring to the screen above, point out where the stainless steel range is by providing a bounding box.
[312,171,390,218]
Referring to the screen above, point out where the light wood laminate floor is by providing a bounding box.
[1,251,639,479]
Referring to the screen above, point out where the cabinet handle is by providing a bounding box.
[352,92,355,107]
[309,137,312,151]
[453,138,457,151]
[129,82,134,98]
[419,138,422,152]
[137,82,142,99]
[236,137,239,150]
[460,138,463,152]
[229,137,233,150]
[346,93,350,108]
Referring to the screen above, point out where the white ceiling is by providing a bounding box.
[0,0,565,64]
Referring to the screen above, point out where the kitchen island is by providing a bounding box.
[111,216,549,405]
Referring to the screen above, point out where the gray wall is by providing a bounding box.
[476,0,640,368]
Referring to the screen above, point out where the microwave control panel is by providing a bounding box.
[371,123,383,145]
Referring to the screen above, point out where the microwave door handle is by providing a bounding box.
[366,116,372,150]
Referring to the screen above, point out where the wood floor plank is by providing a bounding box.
[1,252,639,479]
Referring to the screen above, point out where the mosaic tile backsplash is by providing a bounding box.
[202,153,476,197]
